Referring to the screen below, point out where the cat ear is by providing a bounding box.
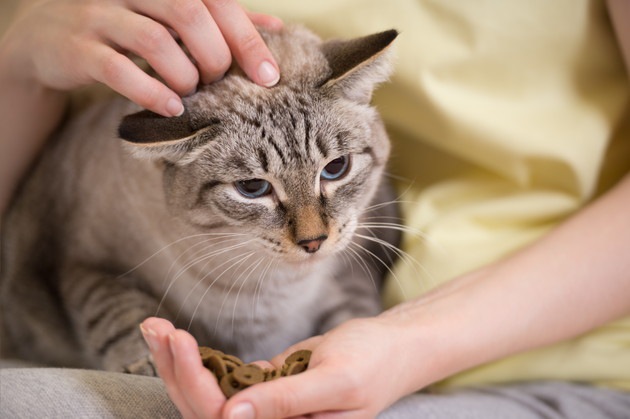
[118,109,221,161]
[320,29,398,103]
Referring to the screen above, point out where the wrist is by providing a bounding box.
[377,300,456,394]
[0,33,68,102]
[0,8,60,93]
[379,268,504,393]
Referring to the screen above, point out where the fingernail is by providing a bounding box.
[166,97,185,117]
[140,324,159,351]
[258,61,280,87]
[168,333,178,357]
[229,402,255,419]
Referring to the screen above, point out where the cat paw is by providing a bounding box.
[124,355,158,376]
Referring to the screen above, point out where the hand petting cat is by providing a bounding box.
[4,0,281,117]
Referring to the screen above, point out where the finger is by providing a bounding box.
[141,318,198,419]
[129,0,232,84]
[312,409,369,419]
[250,360,275,370]
[170,330,226,418]
[225,366,355,419]
[88,43,184,117]
[245,10,283,31]
[204,0,280,87]
[100,7,199,96]
[269,336,323,369]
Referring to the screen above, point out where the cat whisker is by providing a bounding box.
[349,239,409,301]
[118,232,248,279]
[176,240,258,314]
[360,183,414,214]
[354,231,438,294]
[361,200,400,214]
[212,252,260,336]
[230,256,266,341]
[162,235,247,289]
[158,239,257,318]
[187,248,258,331]
[356,217,447,291]
[344,244,378,293]
[158,239,251,317]
[382,170,412,184]
[338,250,355,278]
[249,257,279,357]
[168,236,251,289]
[360,214,405,222]
[252,255,280,324]
[357,221,427,240]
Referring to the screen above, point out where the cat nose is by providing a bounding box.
[297,235,328,253]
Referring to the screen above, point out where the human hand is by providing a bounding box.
[141,317,229,418]
[3,0,281,117]
[141,315,422,419]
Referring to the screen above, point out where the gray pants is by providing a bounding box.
[1,367,629,418]
[380,382,630,419]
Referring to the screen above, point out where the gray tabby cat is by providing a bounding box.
[0,25,400,374]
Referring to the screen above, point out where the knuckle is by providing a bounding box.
[236,31,263,55]
[274,387,301,418]
[204,46,232,78]
[76,1,104,28]
[329,367,368,407]
[206,0,234,10]
[137,84,162,110]
[136,21,171,54]
[98,52,161,111]
[178,72,199,95]
[344,384,369,408]
[99,52,125,86]
[171,0,206,27]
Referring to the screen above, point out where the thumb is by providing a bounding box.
[223,366,354,419]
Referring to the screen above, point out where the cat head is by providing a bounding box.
[118,25,397,262]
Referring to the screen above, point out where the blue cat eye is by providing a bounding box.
[321,155,350,181]
[235,179,272,198]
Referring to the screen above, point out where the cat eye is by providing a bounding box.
[235,179,272,198]
[321,155,350,181]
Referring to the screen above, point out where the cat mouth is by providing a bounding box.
[283,253,329,268]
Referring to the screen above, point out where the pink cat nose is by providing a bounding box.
[297,236,328,253]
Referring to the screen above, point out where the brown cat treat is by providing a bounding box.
[199,346,312,398]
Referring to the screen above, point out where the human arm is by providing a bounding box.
[240,171,630,418]
[0,0,281,216]
[143,171,630,418]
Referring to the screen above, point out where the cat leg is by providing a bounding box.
[59,265,164,376]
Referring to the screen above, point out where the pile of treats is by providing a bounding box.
[199,346,312,398]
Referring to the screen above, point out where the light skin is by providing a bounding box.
[0,0,282,216]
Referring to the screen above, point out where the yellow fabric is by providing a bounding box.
[242,0,630,391]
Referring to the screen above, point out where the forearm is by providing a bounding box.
[0,42,68,216]
[0,0,69,216]
[388,174,630,392]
